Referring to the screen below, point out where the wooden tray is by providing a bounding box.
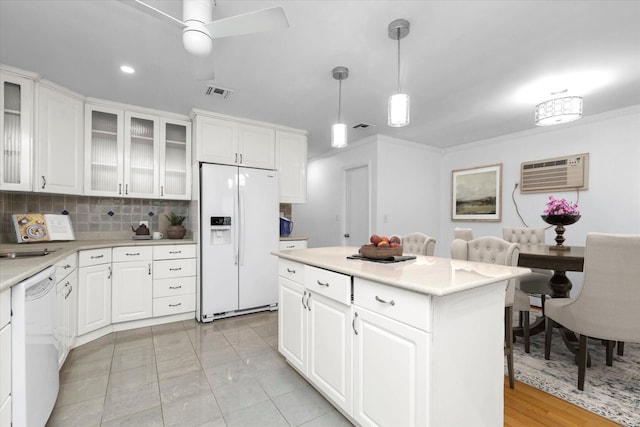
[359,245,402,259]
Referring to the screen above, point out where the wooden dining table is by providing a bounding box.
[515,244,586,357]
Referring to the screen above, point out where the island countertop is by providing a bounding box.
[272,246,531,297]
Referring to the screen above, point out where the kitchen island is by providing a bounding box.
[273,246,531,427]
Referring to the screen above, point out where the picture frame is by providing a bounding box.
[451,163,502,221]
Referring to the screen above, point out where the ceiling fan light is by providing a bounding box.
[183,27,212,57]
[535,96,583,126]
[331,123,347,148]
[388,93,410,127]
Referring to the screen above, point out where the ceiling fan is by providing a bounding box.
[134,0,289,57]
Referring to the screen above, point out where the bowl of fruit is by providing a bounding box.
[359,234,403,259]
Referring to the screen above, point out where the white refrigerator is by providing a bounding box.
[199,163,279,321]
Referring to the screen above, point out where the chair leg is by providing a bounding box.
[522,311,530,353]
[605,340,614,366]
[617,341,625,356]
[505,306,514,389]
[544,317,554,360]
[578,335,588,391]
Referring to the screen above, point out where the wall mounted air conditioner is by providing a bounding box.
[520,153,589,193]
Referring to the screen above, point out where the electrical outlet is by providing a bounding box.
[383,214,389,223]
[140,221,149,227]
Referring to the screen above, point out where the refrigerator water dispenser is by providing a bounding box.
[210,216,231,245]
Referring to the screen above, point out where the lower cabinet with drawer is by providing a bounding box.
[112,246,153,323]
[352,277,430,427]
[152,244,196,317]
[278,260,353,415]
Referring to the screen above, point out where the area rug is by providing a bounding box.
[510,316,640,426]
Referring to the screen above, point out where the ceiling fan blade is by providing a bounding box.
[133,0,185,26]
[206,6,289,39]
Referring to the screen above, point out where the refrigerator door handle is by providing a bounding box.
[234,176,239,266]
[238,183,246,266]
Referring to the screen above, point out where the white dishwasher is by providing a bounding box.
[11,265,58,427]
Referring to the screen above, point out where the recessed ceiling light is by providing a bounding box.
[120,65,135,74]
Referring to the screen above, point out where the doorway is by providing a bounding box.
[344,163,370,247]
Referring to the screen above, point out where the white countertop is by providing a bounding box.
[0,238,196,292]
[273,246,531,297]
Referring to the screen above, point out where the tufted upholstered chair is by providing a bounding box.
[503,227,553,299]
[401,232,436,256]
[544,233,640,390]
[453,227,474,241]
[451,236,531,388]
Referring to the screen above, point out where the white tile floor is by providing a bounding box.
[46,311,353,427]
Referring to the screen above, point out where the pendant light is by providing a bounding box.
[388,19,410,127]
[331,66,349,148]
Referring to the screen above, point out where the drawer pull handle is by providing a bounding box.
[287,268,296,274]
[352,312,359,335]
[91,254,104,259]
[286,245,295,249]
[316,280,330,287]
[63,264,72,269]
[126,252,140,256]
[169,267,182,271]
[169,285,182,289]
[169,303,182,307]
[301,290,307,309]
[169,251,182,254]
[375,296,395,306]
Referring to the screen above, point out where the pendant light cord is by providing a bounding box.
[396,28,401,93]
[338,78,342,122]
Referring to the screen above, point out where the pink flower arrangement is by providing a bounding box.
[543,196,580,216]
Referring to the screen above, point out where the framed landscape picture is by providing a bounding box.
[451,163,502,221]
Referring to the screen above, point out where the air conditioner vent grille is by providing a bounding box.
[520,153,589,193]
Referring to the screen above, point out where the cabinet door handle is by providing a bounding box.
[375,295,395,306]
[235,153,238,163]
[307,292,311,311]
[107,266,112,279]
[169,267,182,271]
[239,153,243,164]
[125,184,129,195]
[64,282,71,299]
[41,175,46,189]
[91,254,104,259]
[301,290,307,309]
[148,263,152,275]
[169,285,182,290]
[352,312,359,335]
[160,185,164,197]
[126,252,140,256]
[169,303,182,307]
[316,280,329,287]
[286,268,296,274]
[118,183,122,195]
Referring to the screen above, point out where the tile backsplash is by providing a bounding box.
[0,192,190,243]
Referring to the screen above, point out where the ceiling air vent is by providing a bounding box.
[520,153,589,194]
[353,123,375,129]
[205,85,234,99]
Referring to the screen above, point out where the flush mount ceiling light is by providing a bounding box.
[388,19,410,127]
[331,66,349,148]
[535,90,583,126]
[120,65,135,74]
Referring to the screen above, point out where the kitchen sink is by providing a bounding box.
[0,248,54,259]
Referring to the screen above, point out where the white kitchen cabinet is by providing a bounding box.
[276,130,307,203]
[123,111,160,198]
[84,104,124,196]
[279,239,308,250]
[0,288,11,425]
[55,252,78,367]
[160,118,191,199]
[0,66,34,191]
[34,80,84,195]
[77,248,112,335]
[152,244,196,317]
[193,111,275,169]
[278,260,353,415]
[112,247,153,323]
[352,306,429,427]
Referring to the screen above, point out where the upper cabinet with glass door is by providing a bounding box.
[160,119,191,200]
[1,65,36,191]
[124,111,159,198]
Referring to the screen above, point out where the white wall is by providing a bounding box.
[438,105,640,257]
[292,134,441,247]
[293,105,640,272]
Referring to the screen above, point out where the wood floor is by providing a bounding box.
[504,378,621,426]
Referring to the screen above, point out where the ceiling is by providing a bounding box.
[1,1,639,158]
